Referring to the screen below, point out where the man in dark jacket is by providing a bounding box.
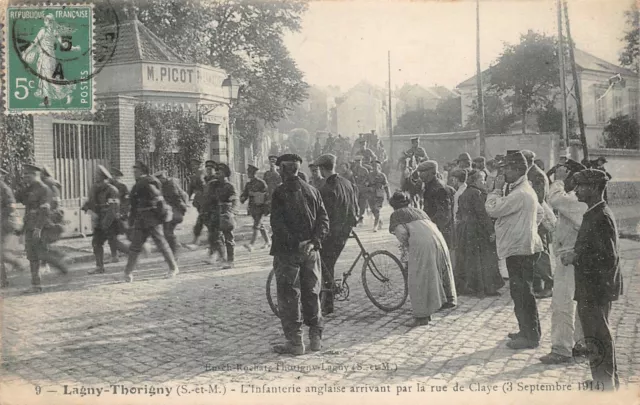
[521,150,554,299]
[155,170,188,255]
[82,165,125,274]
[565,169,622,391]
[270,153,329,355]
[316,154,359,315]
[124,161,179,282]
[416,160,456,308]
[109,167,131,261]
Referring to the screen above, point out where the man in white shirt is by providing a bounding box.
[450,169,468,225]
[486,152,544,350]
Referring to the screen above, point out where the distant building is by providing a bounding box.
[395,84,457,116]
[456,49,639,147]
[335,81,398,140]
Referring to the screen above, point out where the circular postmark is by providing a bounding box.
[10,1,120,87]
[573,337,606,368]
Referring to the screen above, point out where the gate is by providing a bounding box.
[53,120,111,237]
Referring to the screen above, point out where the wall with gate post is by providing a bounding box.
[98,95,137,187]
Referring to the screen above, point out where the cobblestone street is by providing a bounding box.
[1,210,639,403]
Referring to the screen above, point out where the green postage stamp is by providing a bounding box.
[5,5,94,113]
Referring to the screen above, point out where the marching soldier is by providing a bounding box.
[124,161,179,282]
[203,163,237,268]
[16,164,69,293]
[1,168,25,287]
[240,164,271,252]
[352,155,370,220]
[82,165,124,274]
[358,140,377,169]
[154,170,189,255]
[189,160,216,248]
[264,155,282,198]
[365,160,391,232]
[40,165,63,272]
[109,167,130,261]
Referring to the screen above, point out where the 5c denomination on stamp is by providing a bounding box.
[5,4,94,113]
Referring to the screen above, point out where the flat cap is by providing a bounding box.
[268,155,279,161]
[0,167,8,175]
[473,156,486,163]
[500,151,527,168]
[276,153,303,166]
[133,161,149,173]
[573,169,609,185]
[23,163,41,173]
[417,160,438,172]
[153,169,167,177]
[389,191,411,209]
[308,163,317,169]
[98,165,112,179]
[410,137,419,142]
[111,167,123,177]
[247,164,259,172]
[216,163,231,177]
[314,154,336,168]
[205,160,217,168]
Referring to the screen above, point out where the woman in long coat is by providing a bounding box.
[454,170,504,296]
[389,191,455,327]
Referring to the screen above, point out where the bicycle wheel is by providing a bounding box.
[362,250,408,312]
[266,269,279,317]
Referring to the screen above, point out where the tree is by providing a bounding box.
[602,115,639,149]
[464,91,517,135]
[536,103,577,137]
[0,115,34,189]
[433,97,462,132]
[620,3,639,72]
[394,98,462,135]
[286,128,310,155]
[489,31,561,133]
[95,0,309,143]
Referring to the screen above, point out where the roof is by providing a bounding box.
[95,18,186,65]
[456,48,636,88]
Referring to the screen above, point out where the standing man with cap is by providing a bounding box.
[485,152,544,349]
[155,170,189,255]
[205,162,237,268]
[1,167,25,287]
[271,153,329,355]
[109,167,131,262]
[264,155,282,199]
[124,161,179,282]
[241,163,271,251]
[563,169,622,390]
[365,160,390,232]
[316,154,359,315]
[16,164,69,293]
[189,160,217,248]
[352,155,370,222]
[593,156,612,202]
[521,149,554,299]
[82,165,123,274]
[456,153,472,170]
[472,156,489,179]
[405,137,428,163]
[309,163,325,189]
[416,160,456,309]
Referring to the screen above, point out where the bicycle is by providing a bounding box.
[266,230,408,317]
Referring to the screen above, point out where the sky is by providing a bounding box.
[283,0,632,91]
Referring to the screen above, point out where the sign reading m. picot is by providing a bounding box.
[5,5,94,113]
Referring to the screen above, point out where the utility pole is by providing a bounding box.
[556,0,569,148]
[564,0,589,160]
[388,50,394,162]
[476,0,486,156]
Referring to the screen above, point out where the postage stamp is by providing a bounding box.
[4,4,94,113]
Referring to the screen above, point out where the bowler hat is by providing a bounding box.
[573,169,609,185]
[133,161,149,173]
[389,191,411,209]
[97,165,112,180]
[111,168,123,177]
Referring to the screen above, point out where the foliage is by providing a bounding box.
[286,128,310,155]
[536,103,577,137]
[276,86,330,135]
[602,115,639,149]
[95,0,309,142]
[0,115,34,189]
[464,90,517,135]
[489,31,561,133]
[394,98,462,135]
[620,3,639,72]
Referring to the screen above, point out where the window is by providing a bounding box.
[613,88,623,117]
[629,89,639,120]
[595,87,608,124]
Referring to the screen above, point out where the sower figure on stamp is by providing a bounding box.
[564,169,622,391]
[189,159,217,249]
[316,154,358,316]
[241,164,271,252]
[1,167,26,287]
[16,164,69,293]
[124,161,179,282]
[154,170,188,256]
[82,165,124,275]
[109,167,132,262]
[271,153,329,355]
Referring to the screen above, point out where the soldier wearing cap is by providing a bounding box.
[124,161,179,282]
[82,165,126,274]
[187,158,207,242]
[1,167,25,287]
[16,164,69,293]
[404,137,428,163]
[358,140,378,169]
[472,156,489,179]
[40,165,64,272]
[456,153,472,170]
[352,155,370,220]
[271,153,329,355]
[202,162,237,268]
[155,170,189,255]
[562,169,621,390]
[316,154,358,315]
[308,163,325,189]
[364,160,390,232]
[486,152,544,350]
[188,160,217,248]
[264,155,282,199]
[241,164,271,251]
